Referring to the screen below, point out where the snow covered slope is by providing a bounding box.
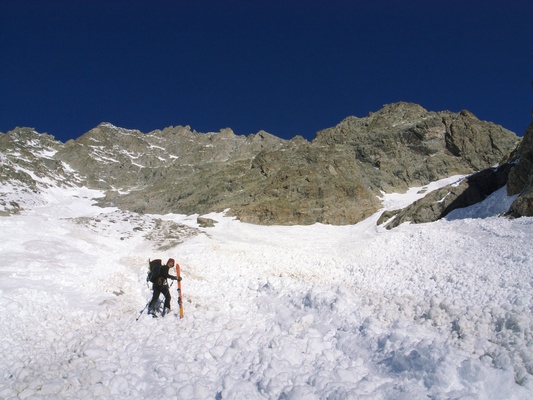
[0,180,532,399]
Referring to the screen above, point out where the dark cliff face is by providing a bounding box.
[506,116,533,217]
[1,103,520,225]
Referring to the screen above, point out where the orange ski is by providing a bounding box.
[176,262,184,318]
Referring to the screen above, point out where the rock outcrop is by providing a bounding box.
[376,87,533,228]
[378,163,514,229]
[506,108,533,217]
[314,103,517,192]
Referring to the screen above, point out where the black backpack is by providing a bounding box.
[147,259,162,283]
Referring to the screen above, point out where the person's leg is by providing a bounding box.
[162,286,172,310]
[149,287,161,312]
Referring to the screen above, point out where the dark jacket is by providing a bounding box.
[154,265,177,287]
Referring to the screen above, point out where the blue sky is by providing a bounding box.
[1,0,532,142]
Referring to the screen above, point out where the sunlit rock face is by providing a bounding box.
[1,102,519,225]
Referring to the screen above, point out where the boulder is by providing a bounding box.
[197,216,218,228]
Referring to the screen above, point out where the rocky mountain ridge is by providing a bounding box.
[1,102,531,225]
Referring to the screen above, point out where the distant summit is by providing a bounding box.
[2,102,531,225]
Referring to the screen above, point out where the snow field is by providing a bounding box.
[174,212,533,399]
[0,184,532,399]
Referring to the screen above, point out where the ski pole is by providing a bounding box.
[136,302,149,321]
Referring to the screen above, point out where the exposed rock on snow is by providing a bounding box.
[380,163,514,229]
[71,210,203,250]
[197,216,218,228]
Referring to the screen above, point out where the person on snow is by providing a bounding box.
[149,258,181,316]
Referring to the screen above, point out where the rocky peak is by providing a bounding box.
[364,101,429,127]
[0,127,82,215]
[374,84,533,228]
[313,102,517,194]
[0,127,60,151]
